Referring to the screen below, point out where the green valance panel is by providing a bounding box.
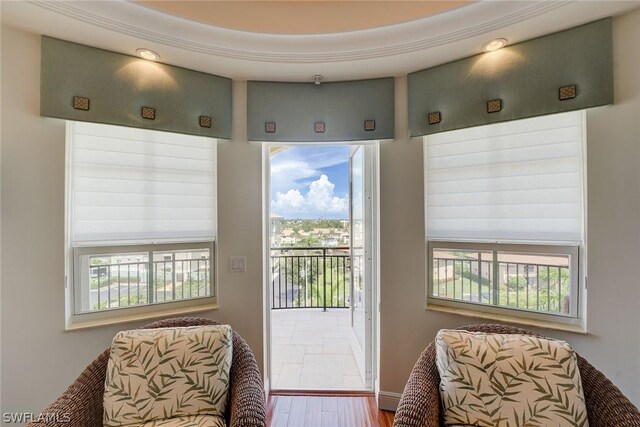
[41,37,232,139]
[247,78,394,142]
[408,18,613,137]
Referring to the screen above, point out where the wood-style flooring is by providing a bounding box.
[267,393,395,427]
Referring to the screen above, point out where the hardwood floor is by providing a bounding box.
[267,393,395,427]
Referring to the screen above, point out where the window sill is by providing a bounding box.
[426,303,587,335]
[65,301,219,331]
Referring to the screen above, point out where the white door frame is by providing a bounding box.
[348,144,379,390]
[261,144,273,395]
[261,142,379,393]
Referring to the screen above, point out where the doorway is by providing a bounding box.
[264,144,378,392]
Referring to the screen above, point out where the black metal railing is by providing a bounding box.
[88,251,211,312]
[432,254,571,315]
[270,246,351,310]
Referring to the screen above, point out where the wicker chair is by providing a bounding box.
[394,324,640,427]
[26,317,267,427]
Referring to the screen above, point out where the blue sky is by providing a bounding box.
[271,145,349,219]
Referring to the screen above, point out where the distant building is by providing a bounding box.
[270,213,283,247]
[274,219,351,248]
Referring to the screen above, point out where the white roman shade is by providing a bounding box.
[425,111,585,243]
[69,121,216,245]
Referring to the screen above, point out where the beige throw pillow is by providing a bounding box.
[103,325,232,427]
[436,329,588,427]
[141,415,225,427]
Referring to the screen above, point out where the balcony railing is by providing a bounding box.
[86,249,212,312]
[270,246,351,310]
[432,252,571,315]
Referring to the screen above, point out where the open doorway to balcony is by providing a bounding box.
[265,144,377,392]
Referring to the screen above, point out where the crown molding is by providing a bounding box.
[3,1,637,81]
[29,0,568,63]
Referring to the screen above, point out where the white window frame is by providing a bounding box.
[427,241,581,325]
[423,112,587,331]
[64,122,218,330]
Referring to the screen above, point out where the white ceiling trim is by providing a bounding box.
[29,0,568,63]
[3,1,638,81]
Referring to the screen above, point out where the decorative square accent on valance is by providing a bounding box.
[408,18,612,136]
[141,106,155,120]
[72,96,90,111]
[428,112,441,125]
[559,85,577,100]
[247,78,394,142]
[199,115,212,128]
[265,122,276,133]
[364,120,376,131]
[487,99,502,113]
[41,37,232,138]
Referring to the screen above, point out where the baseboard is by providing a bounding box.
[270,390,374,397]
[264,377,270,397]
[378,391,402,411]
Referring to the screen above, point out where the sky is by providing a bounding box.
[270,145,350,219]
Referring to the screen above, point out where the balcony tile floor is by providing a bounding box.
[270,309,366,390]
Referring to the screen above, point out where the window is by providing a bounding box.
[424,111,585,324]
[66,122,217,325]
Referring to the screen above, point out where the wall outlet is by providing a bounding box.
[229,256,247,273]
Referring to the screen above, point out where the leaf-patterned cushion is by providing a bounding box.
[103,325,232,427]
[142,415,227,427]
[436,329,588,427]
[141,414,225,427]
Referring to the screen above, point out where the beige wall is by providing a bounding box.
[1,8,639,420]
[0,27,264,418]
[379,9,640,405]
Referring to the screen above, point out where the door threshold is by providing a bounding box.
[270,389,374,397]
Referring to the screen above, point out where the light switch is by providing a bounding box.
[229,256,247,273]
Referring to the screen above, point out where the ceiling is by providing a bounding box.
[136,1,472,35]
[2,1,639,82]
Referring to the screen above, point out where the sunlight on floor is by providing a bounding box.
[271,309,365,390]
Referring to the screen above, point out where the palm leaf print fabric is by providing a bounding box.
[436,329,588,427]
[141,414,225,427]
[103,325,232,427]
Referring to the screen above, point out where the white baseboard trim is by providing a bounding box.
[378,391,402,411]
[264,377,270,397]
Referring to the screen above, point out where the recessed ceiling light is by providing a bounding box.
[136,48,160,61]
[483,38,508,52]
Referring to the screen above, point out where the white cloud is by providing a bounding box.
[271,160,316,179]
[307,175,349,213]
[275,189,305,209]
[270,146,349,196]
[272,174,348,218]
[270,160,317,194]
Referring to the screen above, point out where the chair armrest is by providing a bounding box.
[229,332,267,427]
[27,318,268,427]
[393,343,441,427]
[26,350,109,427]
[578,355,640,427]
